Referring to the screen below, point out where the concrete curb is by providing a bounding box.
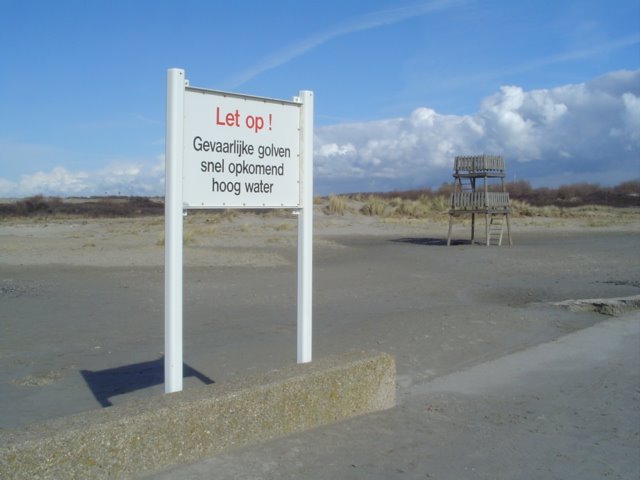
[0,350,395,479]
[552,294,640,316]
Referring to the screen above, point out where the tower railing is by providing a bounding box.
[454,155,504,173]
[451,191,510,210]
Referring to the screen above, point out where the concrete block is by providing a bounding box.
[0,350,395,479]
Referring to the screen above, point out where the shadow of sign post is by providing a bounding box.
[80,357,214,407]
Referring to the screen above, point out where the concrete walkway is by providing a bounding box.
[150,313,640,479]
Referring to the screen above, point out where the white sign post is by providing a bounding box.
[165,69,185,393]
[164,68,313,393]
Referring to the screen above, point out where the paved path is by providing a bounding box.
[151,313,640,479]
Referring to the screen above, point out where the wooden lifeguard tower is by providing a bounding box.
[446,155,512,246]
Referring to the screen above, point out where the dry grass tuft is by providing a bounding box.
[155,228,197,246]
[510,200,562,217]
[273,223,294,231]
[360,195,387,216]
[388,195,449,219]
[325,195,348,215]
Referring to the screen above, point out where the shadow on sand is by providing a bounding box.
[391,237,472,247]
[80,358,214,407]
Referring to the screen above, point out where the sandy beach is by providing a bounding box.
[1,203,639,478]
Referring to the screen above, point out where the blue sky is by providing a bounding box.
[0,0,638,197]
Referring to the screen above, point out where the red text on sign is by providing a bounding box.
[216,107,240,127]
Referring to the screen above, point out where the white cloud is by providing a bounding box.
[1,70,637,198]
[524,33,640,72]
[20,167,91,195]
[227,0,465,88]
[451,34,640,89]
[0,159,165,198]
[317,142,356,158]
[315,69,640,191]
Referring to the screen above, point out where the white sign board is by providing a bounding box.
[164,69,313,394]
[183,88,301,208]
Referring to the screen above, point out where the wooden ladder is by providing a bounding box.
[487,214,505,246]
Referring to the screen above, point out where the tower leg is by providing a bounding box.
[485,213,490,246]
[471,213,475,244]
[447,213,453,246]
[506,213,513,246]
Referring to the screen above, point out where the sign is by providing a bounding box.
[183,88,302,208]
[164,68,314,394]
